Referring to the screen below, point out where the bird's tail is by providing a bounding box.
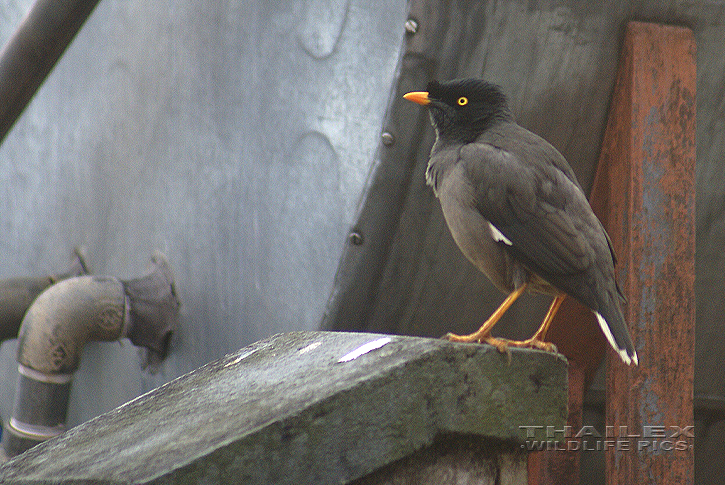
[594,293,638,366]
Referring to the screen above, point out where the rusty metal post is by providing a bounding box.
[0,0,102,144]
[598,21,696,485]
[534,20,696,485]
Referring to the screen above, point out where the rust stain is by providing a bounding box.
[531,20,695,485]
[603,21,695,485]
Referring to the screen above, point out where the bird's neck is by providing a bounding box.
[432,104,512,144]
[426,138,461,194]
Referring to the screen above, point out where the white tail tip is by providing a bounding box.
[595,312,638,366]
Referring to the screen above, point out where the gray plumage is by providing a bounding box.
[413,78,637,365]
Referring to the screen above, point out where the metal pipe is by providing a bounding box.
[0,0,102,144]
[3,252,179,457]
[0,248,89,341]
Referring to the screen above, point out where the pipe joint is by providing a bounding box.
[4,252,179,457]
[124,252,180,369]
[0,247,88,341]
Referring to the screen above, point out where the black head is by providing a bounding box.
[405,78,513,143]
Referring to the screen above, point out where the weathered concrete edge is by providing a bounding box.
[0,332,568,484]
[148,334,568,484]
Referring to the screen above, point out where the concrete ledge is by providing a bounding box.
[0,331,568,484]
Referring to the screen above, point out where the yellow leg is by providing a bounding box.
[491,294,566,353]
[444,283,528,343]
[530,294,566,341]
[445,290,565,356]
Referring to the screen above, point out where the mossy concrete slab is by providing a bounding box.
[0,331,567,484]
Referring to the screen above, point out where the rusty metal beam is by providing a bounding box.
[598,21,696,485]
[0,0,102,145]
[535,20,696,485]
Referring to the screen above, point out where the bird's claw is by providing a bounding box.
[525,339,558,353]
[442,333,514,363]
[442,332,558,357]
[483,337,514,364]
[442,332,480,343]
[492,337,558,355]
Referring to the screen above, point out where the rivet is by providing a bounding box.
[404,19,418,34]
[348,231,364,246]
[381,132,394,146]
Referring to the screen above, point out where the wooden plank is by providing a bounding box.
[597,21,696,485]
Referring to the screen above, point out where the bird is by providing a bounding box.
[403,78,638,365]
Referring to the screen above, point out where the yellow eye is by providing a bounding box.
[457,96,468,106]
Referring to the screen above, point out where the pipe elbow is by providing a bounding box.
[0,247,89,342]
[6,275,128,457]
[5,252,179,457]
[15,251,179,375]
[16,275,128,375]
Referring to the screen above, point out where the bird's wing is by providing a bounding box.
[461,142,606,282]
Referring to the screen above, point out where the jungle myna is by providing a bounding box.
[404,78,637,365]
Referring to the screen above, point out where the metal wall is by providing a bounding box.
[1,0,723,482]
[0,0,406,427]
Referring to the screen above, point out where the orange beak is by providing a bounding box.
[403,91,431,106]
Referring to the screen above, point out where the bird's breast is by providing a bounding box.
[436,164,526,293]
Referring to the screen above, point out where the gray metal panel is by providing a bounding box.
[0,0,406,427]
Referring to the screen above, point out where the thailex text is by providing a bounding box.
[519,425,694,452]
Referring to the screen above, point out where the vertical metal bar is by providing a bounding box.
[0,0,102,145]
[537,20,696,485]
[599,21,696,485]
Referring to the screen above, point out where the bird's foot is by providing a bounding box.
[443,332,557,355]
[442,331,485,343]
[443,333,515,363]
[494,337,558,354]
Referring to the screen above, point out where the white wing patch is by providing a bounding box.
[489,223,512,246]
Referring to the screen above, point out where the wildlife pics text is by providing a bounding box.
[519,424,694,452]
